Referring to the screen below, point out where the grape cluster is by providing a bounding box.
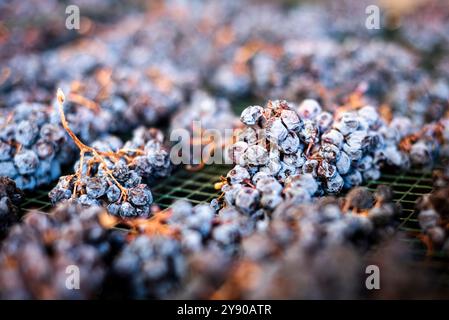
[122,126,173,180]
[212,237,435,299]
[274,185,400,250]
[49,128,171,218]
[112,235,186,299]
[221,99,408,215]
[167,201,216,252]
[49,90,172,218]
[1,8,197,122]
[0,177,23,238]
[107,66,185,128]
[102,199,267,298]
[172,186,400,298]
[397,116,449,169]
[0,203,126,299]
[0,102,70,190]
[0,95,141,191]
[176,186,414,299]
[51,65,186,133]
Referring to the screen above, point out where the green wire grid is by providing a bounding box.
[21,189,53,214]
[151,165,230,209]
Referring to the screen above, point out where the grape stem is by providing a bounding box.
[56,88,129,202]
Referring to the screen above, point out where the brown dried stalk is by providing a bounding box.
[56,88,129,202]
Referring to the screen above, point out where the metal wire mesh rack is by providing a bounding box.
[151,165,230,209]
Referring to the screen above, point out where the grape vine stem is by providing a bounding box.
[56,88,129,202]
